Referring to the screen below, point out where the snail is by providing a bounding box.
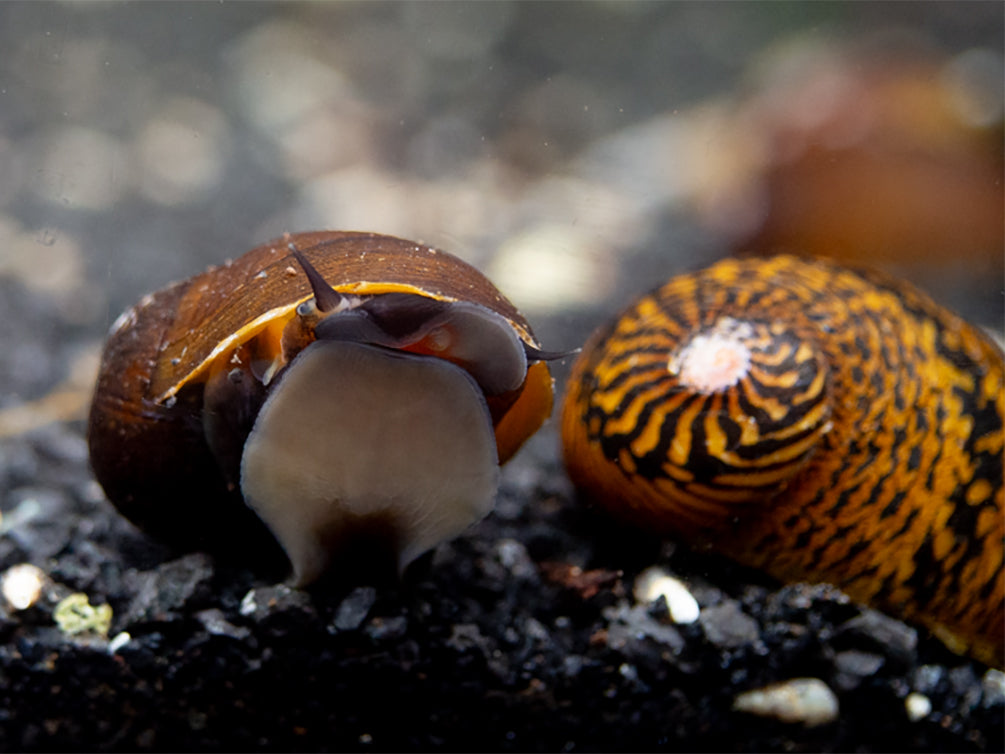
[561,254,1004,667]
[88,231,561,585]
[727,43,1004,283]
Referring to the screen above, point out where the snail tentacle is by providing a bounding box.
[289,243,346,313]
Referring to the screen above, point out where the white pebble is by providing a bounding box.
[633,566,700,624]
[239,589,258,616]
[1,563,47,610]
[108,631,132,654]
[732,678,839,727]
[904,692,932,721]
[981,668,1005,706]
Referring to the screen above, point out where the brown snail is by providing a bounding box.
[89,231,559,584]
[561,255,1004,667]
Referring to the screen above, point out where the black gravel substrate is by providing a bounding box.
[0,418,1002,752]
[1,3,1002,751]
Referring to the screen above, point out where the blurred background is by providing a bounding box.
[0,1,1002,434]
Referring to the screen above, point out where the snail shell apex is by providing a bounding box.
[89,231,555,583]
[562,254,1004,667]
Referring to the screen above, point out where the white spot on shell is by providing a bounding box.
[669,317,753,393]
[732,678,839,727]
[633,566,700,624]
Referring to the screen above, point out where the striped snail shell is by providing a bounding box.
[561,255,1004,668]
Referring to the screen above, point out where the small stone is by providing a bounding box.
[53,593,112,638]
[700,600,759,649]
[195,608,252,640]
[603,601,685,652]
[562,655,586,678]
[364,615,408,642]
[495,539,537,580]
[332,586,377,631]
[948,665,982,713]
[981,668,1005,708]
[733,678,840,727]
[0,498,43,534]
[31,424,89,464]
[633,566,700,625]
[523,616,550,642]
[1,563,47,610]
[831,649,885,691]
[1,490,74,559]
[836,609,917,666]
[765,582,854,623]
[905,692,932,721]
[121,553,215,626]
[107,631,132,654]
[238,584,315,622]
[446,623,488,653]
[912,664,946,695]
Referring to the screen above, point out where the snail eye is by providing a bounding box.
[418,326,452,353]
[408,302,527,395]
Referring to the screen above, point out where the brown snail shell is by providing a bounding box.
[561,254,1004,667]
[88,231,557,584]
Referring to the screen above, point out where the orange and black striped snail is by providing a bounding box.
[561,255,1004,667]
[89,231,560,585]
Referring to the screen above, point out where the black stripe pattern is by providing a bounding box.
[561,255,1004,667]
